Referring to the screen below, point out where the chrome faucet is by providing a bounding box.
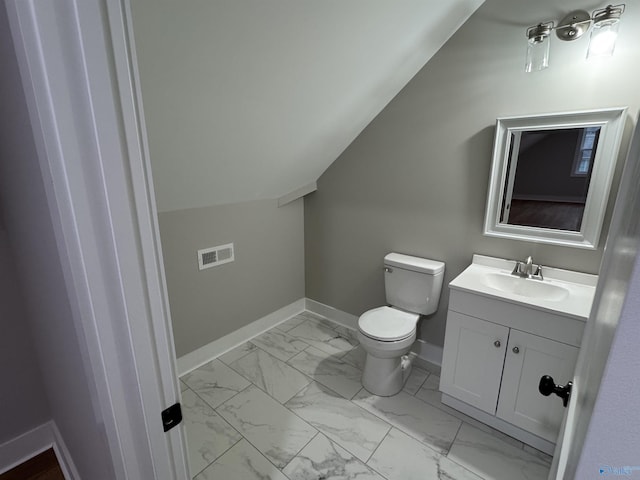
[524,256,533,277]
[512,256,544,280]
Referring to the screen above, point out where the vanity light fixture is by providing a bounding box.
[525,22,553,72]
[588,4,625,58]
[525,4,625,72]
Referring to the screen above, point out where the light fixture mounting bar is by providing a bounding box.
[555,10,592,41]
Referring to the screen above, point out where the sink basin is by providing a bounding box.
[448,254,598,319]
[482,272,570,302]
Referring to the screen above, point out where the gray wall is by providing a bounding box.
[304,0,640,347]
[159,199,305,357]
[0,5,115,476]
[0,227,50,445]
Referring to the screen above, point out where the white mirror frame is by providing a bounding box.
[484,108,627,249]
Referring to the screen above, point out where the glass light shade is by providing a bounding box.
[587,20,620,58]
[525,35,550,72]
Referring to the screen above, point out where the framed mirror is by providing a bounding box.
[484,108,627,249]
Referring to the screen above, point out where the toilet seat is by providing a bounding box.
[358,306,418,342]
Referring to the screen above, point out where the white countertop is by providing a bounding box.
[449,255,597,320]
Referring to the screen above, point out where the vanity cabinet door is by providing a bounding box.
[496,330,578,443]
[440,311,509,414]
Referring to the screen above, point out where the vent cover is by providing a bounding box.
[198,243,234,270]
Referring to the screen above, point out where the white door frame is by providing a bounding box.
[501,131,521,223]
[5,0,189,478]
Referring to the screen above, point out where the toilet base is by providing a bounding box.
[362,353,413,396]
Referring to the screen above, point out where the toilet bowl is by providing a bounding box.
[358,306,418,396]
[358,253,444,396]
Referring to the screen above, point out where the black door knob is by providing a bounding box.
[539,375,573,407]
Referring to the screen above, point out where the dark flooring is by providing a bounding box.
[507,200,584,231]
[0,449,65,480]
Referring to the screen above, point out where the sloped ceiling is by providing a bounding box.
[131,0,484,212]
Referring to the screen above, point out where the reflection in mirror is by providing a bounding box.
[484,108,627,249]
[501,127,601,231]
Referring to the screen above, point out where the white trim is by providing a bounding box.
[484,108,627,249]
[277,182,317,207]
[0,423,54,475]
[50,423,80,480]
[413,339,444,368]
[305,298,444,367]
[177,298,305,376]
[304,298,359,330]
[442,394,556,455]
[0,422,79,480]
[5,0,189,477]
[176,298,444,378]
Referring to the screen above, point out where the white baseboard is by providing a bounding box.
[176,298,444,377]
[0,421,79,479]
[305,298,444,368]
[51,422,80,480]
[177,298,306,376]
[413,339,444,369]
[304,298,359,330]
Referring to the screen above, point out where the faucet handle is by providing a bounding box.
[511,260,523,276]
[526,255,533,264]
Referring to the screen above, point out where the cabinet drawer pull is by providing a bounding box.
[494,340,501,348]
[512,346,520,354]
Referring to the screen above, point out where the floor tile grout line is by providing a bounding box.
[189,435,244,479]
[197,381,253,412]
[280,380,398,465]
[222,345,314,403]
[273,315,309,334]
[447,420,465,457]
[249,337,312,362]
[211,377,327,458]
[282,375,316,403]
[346,390,461,459]
[279,430,321,474]
[363,425,393,473]
[227,429,304,477]
[281,380,367,430]
[286,328,359,357]
[411,371,431,395]
[412,386,529,453]
[285,346,364,394]
[210,387,322,472]
[217,343,257,366]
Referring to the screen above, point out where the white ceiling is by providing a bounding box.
[131,0,484,212]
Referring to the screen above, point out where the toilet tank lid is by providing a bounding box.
[384,253,445,275]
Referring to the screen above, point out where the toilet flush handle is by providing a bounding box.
[384,267,393,273]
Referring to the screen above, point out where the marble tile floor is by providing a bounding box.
[180,311,552,480]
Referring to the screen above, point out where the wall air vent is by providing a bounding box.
[198,243,234,270]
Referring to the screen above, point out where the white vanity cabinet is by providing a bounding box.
[496,329,579,441]
[439,255,596,454]
[440,286,587,454]
[440,311,509,415]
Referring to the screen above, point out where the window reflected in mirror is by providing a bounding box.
[500,127,601,232]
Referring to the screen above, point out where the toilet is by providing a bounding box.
[358,253,445,396]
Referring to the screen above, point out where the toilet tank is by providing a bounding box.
[384,253,445,315]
